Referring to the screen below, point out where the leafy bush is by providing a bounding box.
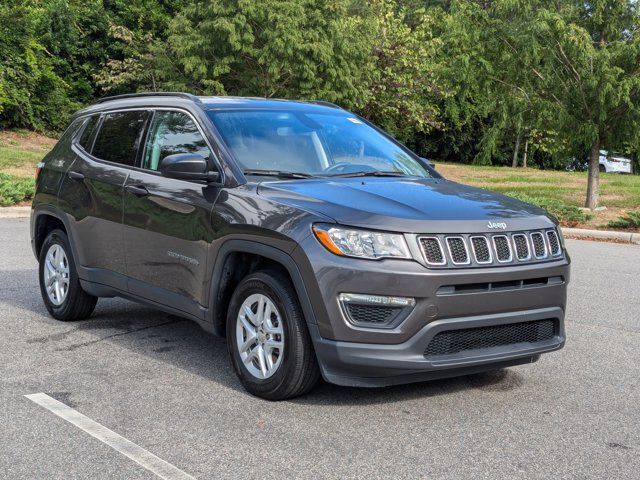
[0,173,35,206]
[607,211,640,230]
[503,191,593,226]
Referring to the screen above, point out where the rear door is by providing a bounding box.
[122,109,222,316]
[60,110,149,289]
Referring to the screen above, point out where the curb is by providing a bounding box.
[562,227,640,245]
[0,206,31,219]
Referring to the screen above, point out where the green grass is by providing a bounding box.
[607,211,640,230]
[0,130,56,179]
[0,173,35,206]
[0,130,56,206]
[437,163,640,227]
[501,191,593,226]
[438,163,640,208]
[0,144,46,173]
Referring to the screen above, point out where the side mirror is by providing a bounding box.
[159,153,220,183]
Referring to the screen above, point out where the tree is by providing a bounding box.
[160,0,375,109]
[506,1,640,208]
[0,2,77,131]
[356,0,443,143]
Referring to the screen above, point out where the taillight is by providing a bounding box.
[35,162,45,181]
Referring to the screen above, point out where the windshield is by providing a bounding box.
[207,110,431,178]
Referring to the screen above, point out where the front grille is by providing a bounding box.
[345,304,401,325]
[446,237,469,264]
[420,237,445,265]
[547,230,561,256]
[470,236,491,263]
[512,234,530,260]
[417,229,563,268]
[493,235,512,262]
[424,319,556,357]
[530,232,547,258]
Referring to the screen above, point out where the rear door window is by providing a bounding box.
[92,111,148,166]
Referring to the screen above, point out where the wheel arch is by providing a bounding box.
[32,206,74,258]
[207,240,318,337]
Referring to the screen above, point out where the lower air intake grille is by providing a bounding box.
[424,319,556,357]
[345,304,401,325]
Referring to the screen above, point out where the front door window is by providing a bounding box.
[142,111,211,171]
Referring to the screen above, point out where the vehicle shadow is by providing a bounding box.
[4,268,524,405]
[295,368,524,406]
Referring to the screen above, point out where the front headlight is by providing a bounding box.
[312,224,411,260]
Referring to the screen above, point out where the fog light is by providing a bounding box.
[338,293,415,328]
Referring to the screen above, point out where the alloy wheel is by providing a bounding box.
[236,293,285,379]
[43,244,70,306]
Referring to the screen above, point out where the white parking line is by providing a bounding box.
[25,393,196,480]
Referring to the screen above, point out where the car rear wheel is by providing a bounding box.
[38,229,97,321]
[599,164,606,173]
[227,270,320,400]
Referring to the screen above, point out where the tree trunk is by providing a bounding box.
[522,136,529,168]
[512,128,521,168]
[585,139,600,209]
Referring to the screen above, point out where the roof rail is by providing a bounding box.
[304,100,342,109]
[94,92,201,104]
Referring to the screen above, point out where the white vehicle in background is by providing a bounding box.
[599,150,632,173]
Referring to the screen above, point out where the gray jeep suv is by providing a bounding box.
[31,93,569,400]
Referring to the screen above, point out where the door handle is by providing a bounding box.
[125,184,149,197]
[68,170,85,181]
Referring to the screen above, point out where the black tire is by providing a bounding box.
[599,164,606,173]
[226,270,320,400]
[38,229,97,321]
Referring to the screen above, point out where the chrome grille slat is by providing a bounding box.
[446,237,470,265]
[546,230,561,256]
[512,234,531,261]
[492,235,513,263]
[419,236,446,266]
[530,232,547,258]
[470,236,492,264]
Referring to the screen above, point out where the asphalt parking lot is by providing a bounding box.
[1,218,639,479]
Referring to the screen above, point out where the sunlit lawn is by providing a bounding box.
[437,163,640,209]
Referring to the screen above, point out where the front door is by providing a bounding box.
[123,109,222,317]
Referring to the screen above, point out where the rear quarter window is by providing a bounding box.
[91,111,148,166]
[78,115,100,152]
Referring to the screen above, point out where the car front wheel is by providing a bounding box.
[227,270,320,400]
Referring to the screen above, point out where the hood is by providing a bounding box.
[257,177,554,233]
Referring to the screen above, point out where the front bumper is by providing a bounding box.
[295,234,570,344]
[293,234,569,386]
[311,307,565,387]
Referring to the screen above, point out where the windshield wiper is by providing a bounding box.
[325,170,409,178]
[243,169,315,179]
